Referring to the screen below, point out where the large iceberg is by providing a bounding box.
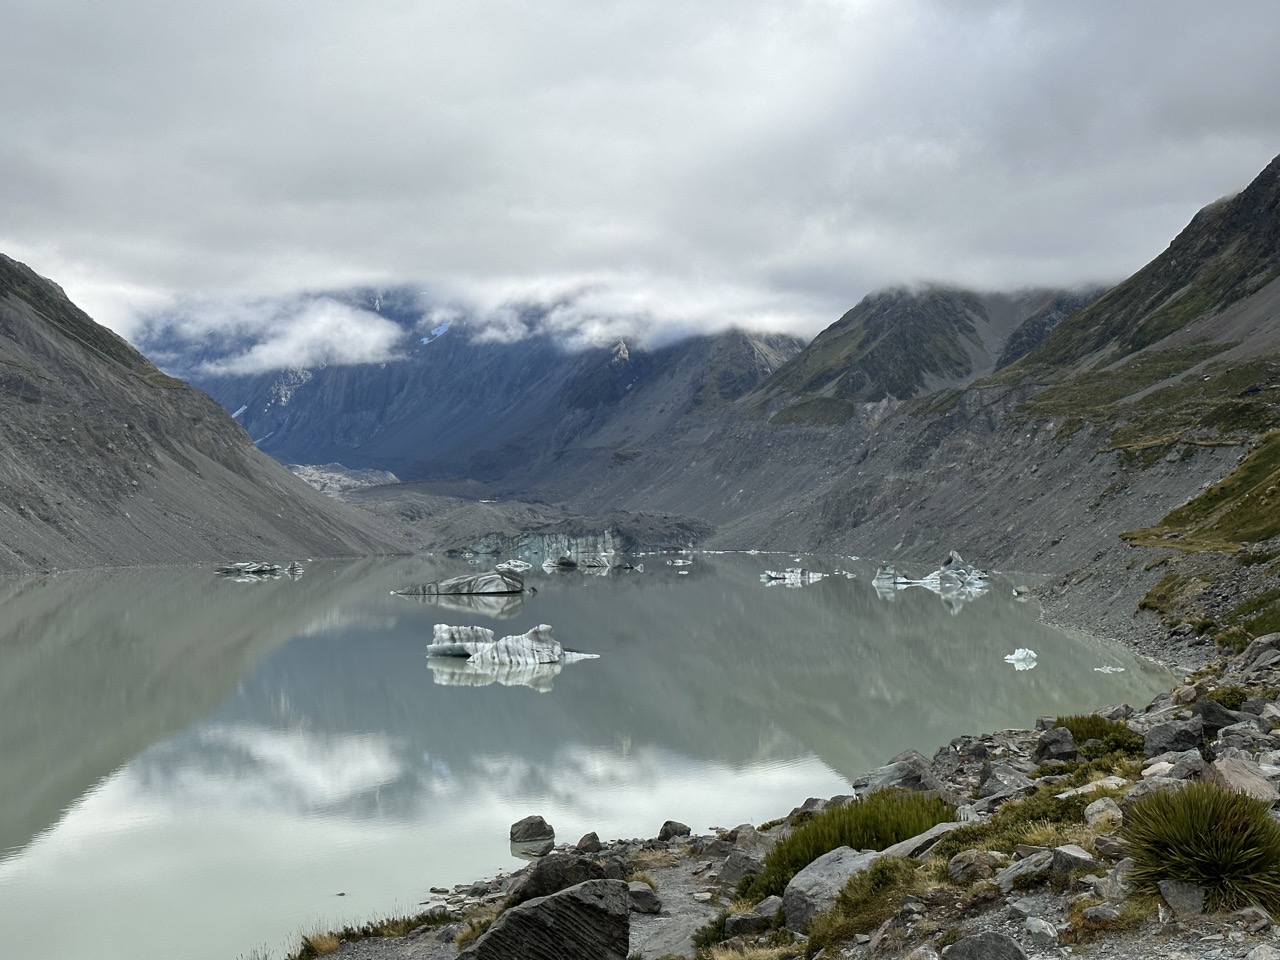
[394,568,524,596]
[425,624,598,692]
[872,551,990,614]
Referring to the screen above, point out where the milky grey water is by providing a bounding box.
[0,552,1171,960]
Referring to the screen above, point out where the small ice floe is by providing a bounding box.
[495,559,533,573]
[873,551,990,614]
[217,561,282,582]
[761,568,827,588]
[1004,648,1038,671]
[1094,666,1126,674]
[667,559,692,566]
[678,570,689,575]
[426,624,598,693]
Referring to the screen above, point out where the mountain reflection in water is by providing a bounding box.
[0,553,1171,960]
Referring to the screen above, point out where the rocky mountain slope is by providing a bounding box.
[0,254,400,574]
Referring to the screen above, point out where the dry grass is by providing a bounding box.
[298,932,340,956]
[627,872,657,890]
[708,945,801,960]
[629,849,681,870]
[454,904,502,950]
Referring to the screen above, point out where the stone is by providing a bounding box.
[457,879,629,960]
[1239,633,1280,673]
[1055,775,1128,798]
[978,763,1036,799]
[1122,777,1186,810]
[1158,878,1207,916]
[1024,915,1058,947]
[948,849,1008,884]
[1084,796,1123,828]
[1082,902,1124,922]
[783,846,878,928]
[1052,844,1097,873]
[575,831,603,853]
[903,946,941,960]
[719,849,764,885]
[1206,758,1280,802]
[882,821,966,859]
[1196,699,1260,737]
[628,880,662,914]
[1093,857,1134,901]
[851,750,948,797]
[753,895,784,918]
[506,854,607,906]
[658,820,691,842]
[1033,726,1078,764]
[993,850,1053,893]
[1144,717,1205,758]
[519,839,554,857]
[724,910,771,937]
[1093,835,1130,859]
[1235,905,1273,933]
[510,815,555,843]
[943,930,1028,959]
[1246,946,1280,960]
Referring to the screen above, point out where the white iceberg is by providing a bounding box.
[1004,648,1038,670]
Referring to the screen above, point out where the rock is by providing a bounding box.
[1158,878,1207,917]
[1008,897,1037,919]
[1051,844,1096,873]
[1055,775,1128,798]
[506,854,607,906]
[993,850,1053,893]
[628,880,662,914]
[1084,796,1123,828]
[1093,835,1130,860]
[510,815,555,843]
[724,910,771,937]
[948,849,1009,884]
[1239,633,1280,673]
[1082,902,1124,922]
[883,821,966,859]
[1024,915,1059,947]
[457,879,630,960]
[1246,946,1280,960]
[943,930,1028,959]
[753,895,784,919]
[518,838,554,857]
[784,846,879,928]
[1033,726,1078,764]
[1195,699,1259,737]
[575,831,603,853]
[851,750,948,797]
[719,849,764,885]
[1205,758,1280,802]
[978,763,1035,799]
[1144,717,1204,758]
[1093,857,1134,901]
[1122,777,1185,811]
[1235,905,1273,933]
[904,946,942,960]
[658,820,691,842]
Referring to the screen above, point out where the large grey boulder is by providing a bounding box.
[720,849,764,885]
[507,853,607,905]
[1206,758,1280,802]
[1144,717,1204,758]
[510,815,555,842]
[783,846,879,929]
[658,820,691,841]
[628,880,662,914]
[457,879,630,960]
[977,763,1035,799]
[943,930,1027,959]
[1195,699,1258,737]
[1033,726,1077,764]
[851,750,947,797]
[993,850,1053,893]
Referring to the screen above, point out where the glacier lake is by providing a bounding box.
[0,552,1172,960]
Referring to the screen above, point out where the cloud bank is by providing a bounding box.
[2,0,1278,350]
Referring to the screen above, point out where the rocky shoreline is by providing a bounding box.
[285,607,1280,960]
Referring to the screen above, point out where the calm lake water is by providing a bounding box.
[0,552,1171,960]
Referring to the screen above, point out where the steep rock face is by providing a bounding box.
[0,254,397,574]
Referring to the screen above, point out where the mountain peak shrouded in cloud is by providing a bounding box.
[3,1,1280,341]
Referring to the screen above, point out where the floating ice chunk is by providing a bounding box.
[495,559,532,572]
[667,559,692,566]
[1094,666,1126,674]
[761,568,827,588]
[1004,648,1038,670]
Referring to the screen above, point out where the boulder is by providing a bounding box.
[783,846,878,929]
[724,910,772,937]
[1084,796,1123,828]
[575,831,603,854]
[1158,878,1207,917]
[1033,726,1077,764]
[507,854,607,906]
[943,930,1027,959]
[1121,777,1186,812]
[510,815,555,842]
[658,820,691,842]
[993,850,1053,893]
[851,750,948,797]
[719,849,764,885]
[1024,915,1059,947]
[1051,843,1096,873]
[1205,758,1280,803]
[1082,902,1124,922]
[978,763,1035,799]
[1093,835,1130,860]
[1144,717,1204,758]
[1195,699,1259,737]
[1093,857,1134,901]
[457,879,630,960]
[947,849,1008,884]
[628,880,662,914]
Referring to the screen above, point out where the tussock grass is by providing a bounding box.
[629,849,681,870]
[707,945,800,960]
[454,904,502,950]
[1202,684,1250,711]
[930,788,1097,863]
[286,909,456,960]
[1125,781,1280,911]
[738,790,955,902]
[1063,895,1156,943]
[1056,715,1144,759]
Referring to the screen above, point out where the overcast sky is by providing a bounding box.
[3,0,1279,359]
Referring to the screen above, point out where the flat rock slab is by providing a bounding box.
[943,930,1028,959]
[1206,758,1280,802]
[458,879,630,960]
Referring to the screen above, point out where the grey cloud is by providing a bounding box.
[1,0,1278,346]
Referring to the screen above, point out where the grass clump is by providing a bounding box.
[1063,895,1156,943]
[737,790,955,902]
[805,856,917,952]
[1125,781,1280,911]
[1203,684,1250,711]
[930,789,1095,863]
[1056,714,1144,759]
[286,909,456,960]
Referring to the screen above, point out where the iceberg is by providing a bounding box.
[393,568,524,596]
[1004,648,1038,670]
[873,551,990,614]
[760,568,827,588]
[425,624,598,693]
